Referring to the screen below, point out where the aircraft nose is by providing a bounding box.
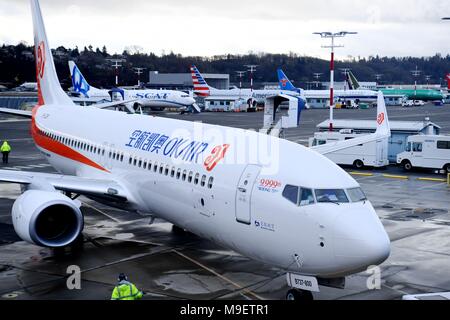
[187,97,196,104]
[333,206,391,272]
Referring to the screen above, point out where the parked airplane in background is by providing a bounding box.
[346,70,445,102]
[69,61,200,112]
[191,65,302,110]
[277,69,378,107]
[0,0,391,301]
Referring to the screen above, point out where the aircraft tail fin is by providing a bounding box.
[346,70,361,90]
[190,65,211,97]
[30,0,73,106]
[277,69,298,92]
[69,61,98,98]
[375,91,390,137]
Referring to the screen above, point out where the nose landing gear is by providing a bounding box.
[286,289,314,301]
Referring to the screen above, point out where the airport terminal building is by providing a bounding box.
[147,71,230,91]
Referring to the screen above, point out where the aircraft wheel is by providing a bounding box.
[172,225,185,234]
[286,289,314,301]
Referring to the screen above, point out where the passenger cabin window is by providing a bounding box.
[200,175,206,187]
[315,189,349,203]
[282,185,299,205]
[188,171,193,183]
[412,142,422,152]
[207,177,214,189]
[194,173,200,185]
[182,170,187,181]
[176,169,181,179]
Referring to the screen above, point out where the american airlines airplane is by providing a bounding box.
[69,61,200,112]
[191,65,302,110]
[278,69,379,107]
[0,0,391,300]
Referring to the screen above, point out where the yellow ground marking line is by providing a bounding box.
[382,174,409,180]
[349,172,374,176]
[417,177,447,182]
[173,250,264,300]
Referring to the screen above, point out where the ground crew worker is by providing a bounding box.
[111,273,143,300]
[0,141,11,164]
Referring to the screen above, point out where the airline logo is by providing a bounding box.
[125,130,209,164]
[135,93,169,100]
[204,144,230,172]
[190,65,210,97]
[377,112,385,125]
[72,66,90,98]
[280,78,289,88]
[37,41,46,79]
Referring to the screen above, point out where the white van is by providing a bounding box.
[308,130,389,168]
[397,135,450,173]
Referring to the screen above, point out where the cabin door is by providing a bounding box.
[235,165,261,225]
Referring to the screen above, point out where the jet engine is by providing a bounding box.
[12,190,83,247]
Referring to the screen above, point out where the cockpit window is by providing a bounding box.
[315,189,349,203]
[282,185,299,205]
[299,188,315,206]
[347,187,367,202]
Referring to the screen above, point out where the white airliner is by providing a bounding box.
[191,65,303,110]
[277,69,379,106]
[69,61,200,112]
[0,0,391,300]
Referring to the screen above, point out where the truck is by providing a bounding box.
[308,129,389,169]
[397,135,450,173]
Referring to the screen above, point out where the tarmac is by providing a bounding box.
[0,104,449,300]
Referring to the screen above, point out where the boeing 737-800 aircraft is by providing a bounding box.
[69,61,200,112]
[191,65,303,110]
[0,0,391,300]
[277,69,379,107]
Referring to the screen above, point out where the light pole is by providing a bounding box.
[313,72,322,89]
[313,31,357,131]
[375,74,383,86]
[134,67,146,87]
[244,65,258,92]
[411,66,421,98]
[108,58,125,86]
[236,71,246,98]
[425,75,432,89]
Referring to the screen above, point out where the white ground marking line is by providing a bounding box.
[173,250,264,300]
[0,119,30,123]
[11,166,34,170]
[416,182,447,191]
[81,201,121,223]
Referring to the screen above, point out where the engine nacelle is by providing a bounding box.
[12,190,84,247]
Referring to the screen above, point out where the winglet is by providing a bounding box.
[30,0,73,106]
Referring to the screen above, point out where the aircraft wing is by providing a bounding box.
[0,107,33,118]
[0,170,128,201]
[94,99,138,113]
[311,92,390,155]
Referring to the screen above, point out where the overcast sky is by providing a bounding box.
[0,0,449,59]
